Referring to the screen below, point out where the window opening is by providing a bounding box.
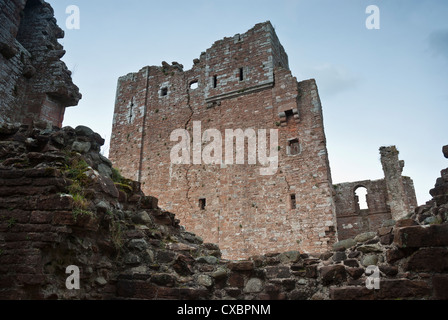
[128,99,134,123]
[239,68,244,81]
[199,198,206,210]
[355,187,369,210]
[190,80,198,90]
[285,109,294,123]
[290,194,297,209]
[213,75,218,88]
[161,87,168,96]
[288,139,300,156]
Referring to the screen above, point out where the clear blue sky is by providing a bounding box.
[48,0,448,205]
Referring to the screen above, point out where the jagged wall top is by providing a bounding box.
[0,0,81,127]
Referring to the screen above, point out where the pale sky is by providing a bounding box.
[49,0,448,206]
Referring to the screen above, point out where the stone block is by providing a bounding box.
[386,247,417,264]
[355,232,377,243]
[346,267,364,280]
[244,278,263,293]
[394,224,448,248]
[227,260,254,271]
[404,247,448,272]
[379,265,398,277]
[278,251,301,263]
[375,279,430,299]
[265,266,291,279]
[228,272,245,288]
[395,219,418,228]
[332,238,356,251]
[361,254,378,267]
[380,233,394,245]
[332,251,346,262]
[319,265,346,285]
[150,273,176,287]
[343,259,359,268]
[330,286,374,300]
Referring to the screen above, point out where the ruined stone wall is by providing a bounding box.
[0,0,81,127]
[1,123,447,300]
[380,146,418,220]
[334,179,392,240]
[334,146,418,240]
[110,22,337,260]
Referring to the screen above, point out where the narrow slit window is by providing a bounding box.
[161,87,168,97]
[213,75,218,88]
[128,99,134,123]
[239,68,244,81]
[290,194,297,209]
[199,198,206,210]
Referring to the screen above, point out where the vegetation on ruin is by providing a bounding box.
[62,152,94,221]
[111,167,133,193]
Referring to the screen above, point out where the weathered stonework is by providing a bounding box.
[0,2,443,301]
[0,123,446,300]
[0,0,81,127]
[109,22,418,260]
[334,146,417,240]
[110,22,337,259]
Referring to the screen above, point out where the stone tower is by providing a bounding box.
[110,21,337,259]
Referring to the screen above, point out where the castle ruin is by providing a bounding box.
[0,0,81,127]
[110,22,417,260]
[2,2,447,301]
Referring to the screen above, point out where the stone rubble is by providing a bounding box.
[0,122,447,300]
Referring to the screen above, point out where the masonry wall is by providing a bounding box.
[1,124,447,300]
[334,179,392,240]
[110,22,337,260]
[380,146,418,220]
[334,146,418,240]
[0,0,81,127]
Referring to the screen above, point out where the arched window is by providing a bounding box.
[355,186,369,211]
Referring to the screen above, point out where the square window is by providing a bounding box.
[288,139,300,156]
[285,109,294,123]
[160,87,168,96]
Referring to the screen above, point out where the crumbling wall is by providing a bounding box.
[380,146,418,220]
[0,0,81,127]
[334,179,392,240]
[1,123,447,300]
[334,146,418,240]
[110,21,337,260]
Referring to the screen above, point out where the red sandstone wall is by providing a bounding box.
[334,179,392,240]
[110,22,337,259]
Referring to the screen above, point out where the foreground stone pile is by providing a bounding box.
[0,122,447,299]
